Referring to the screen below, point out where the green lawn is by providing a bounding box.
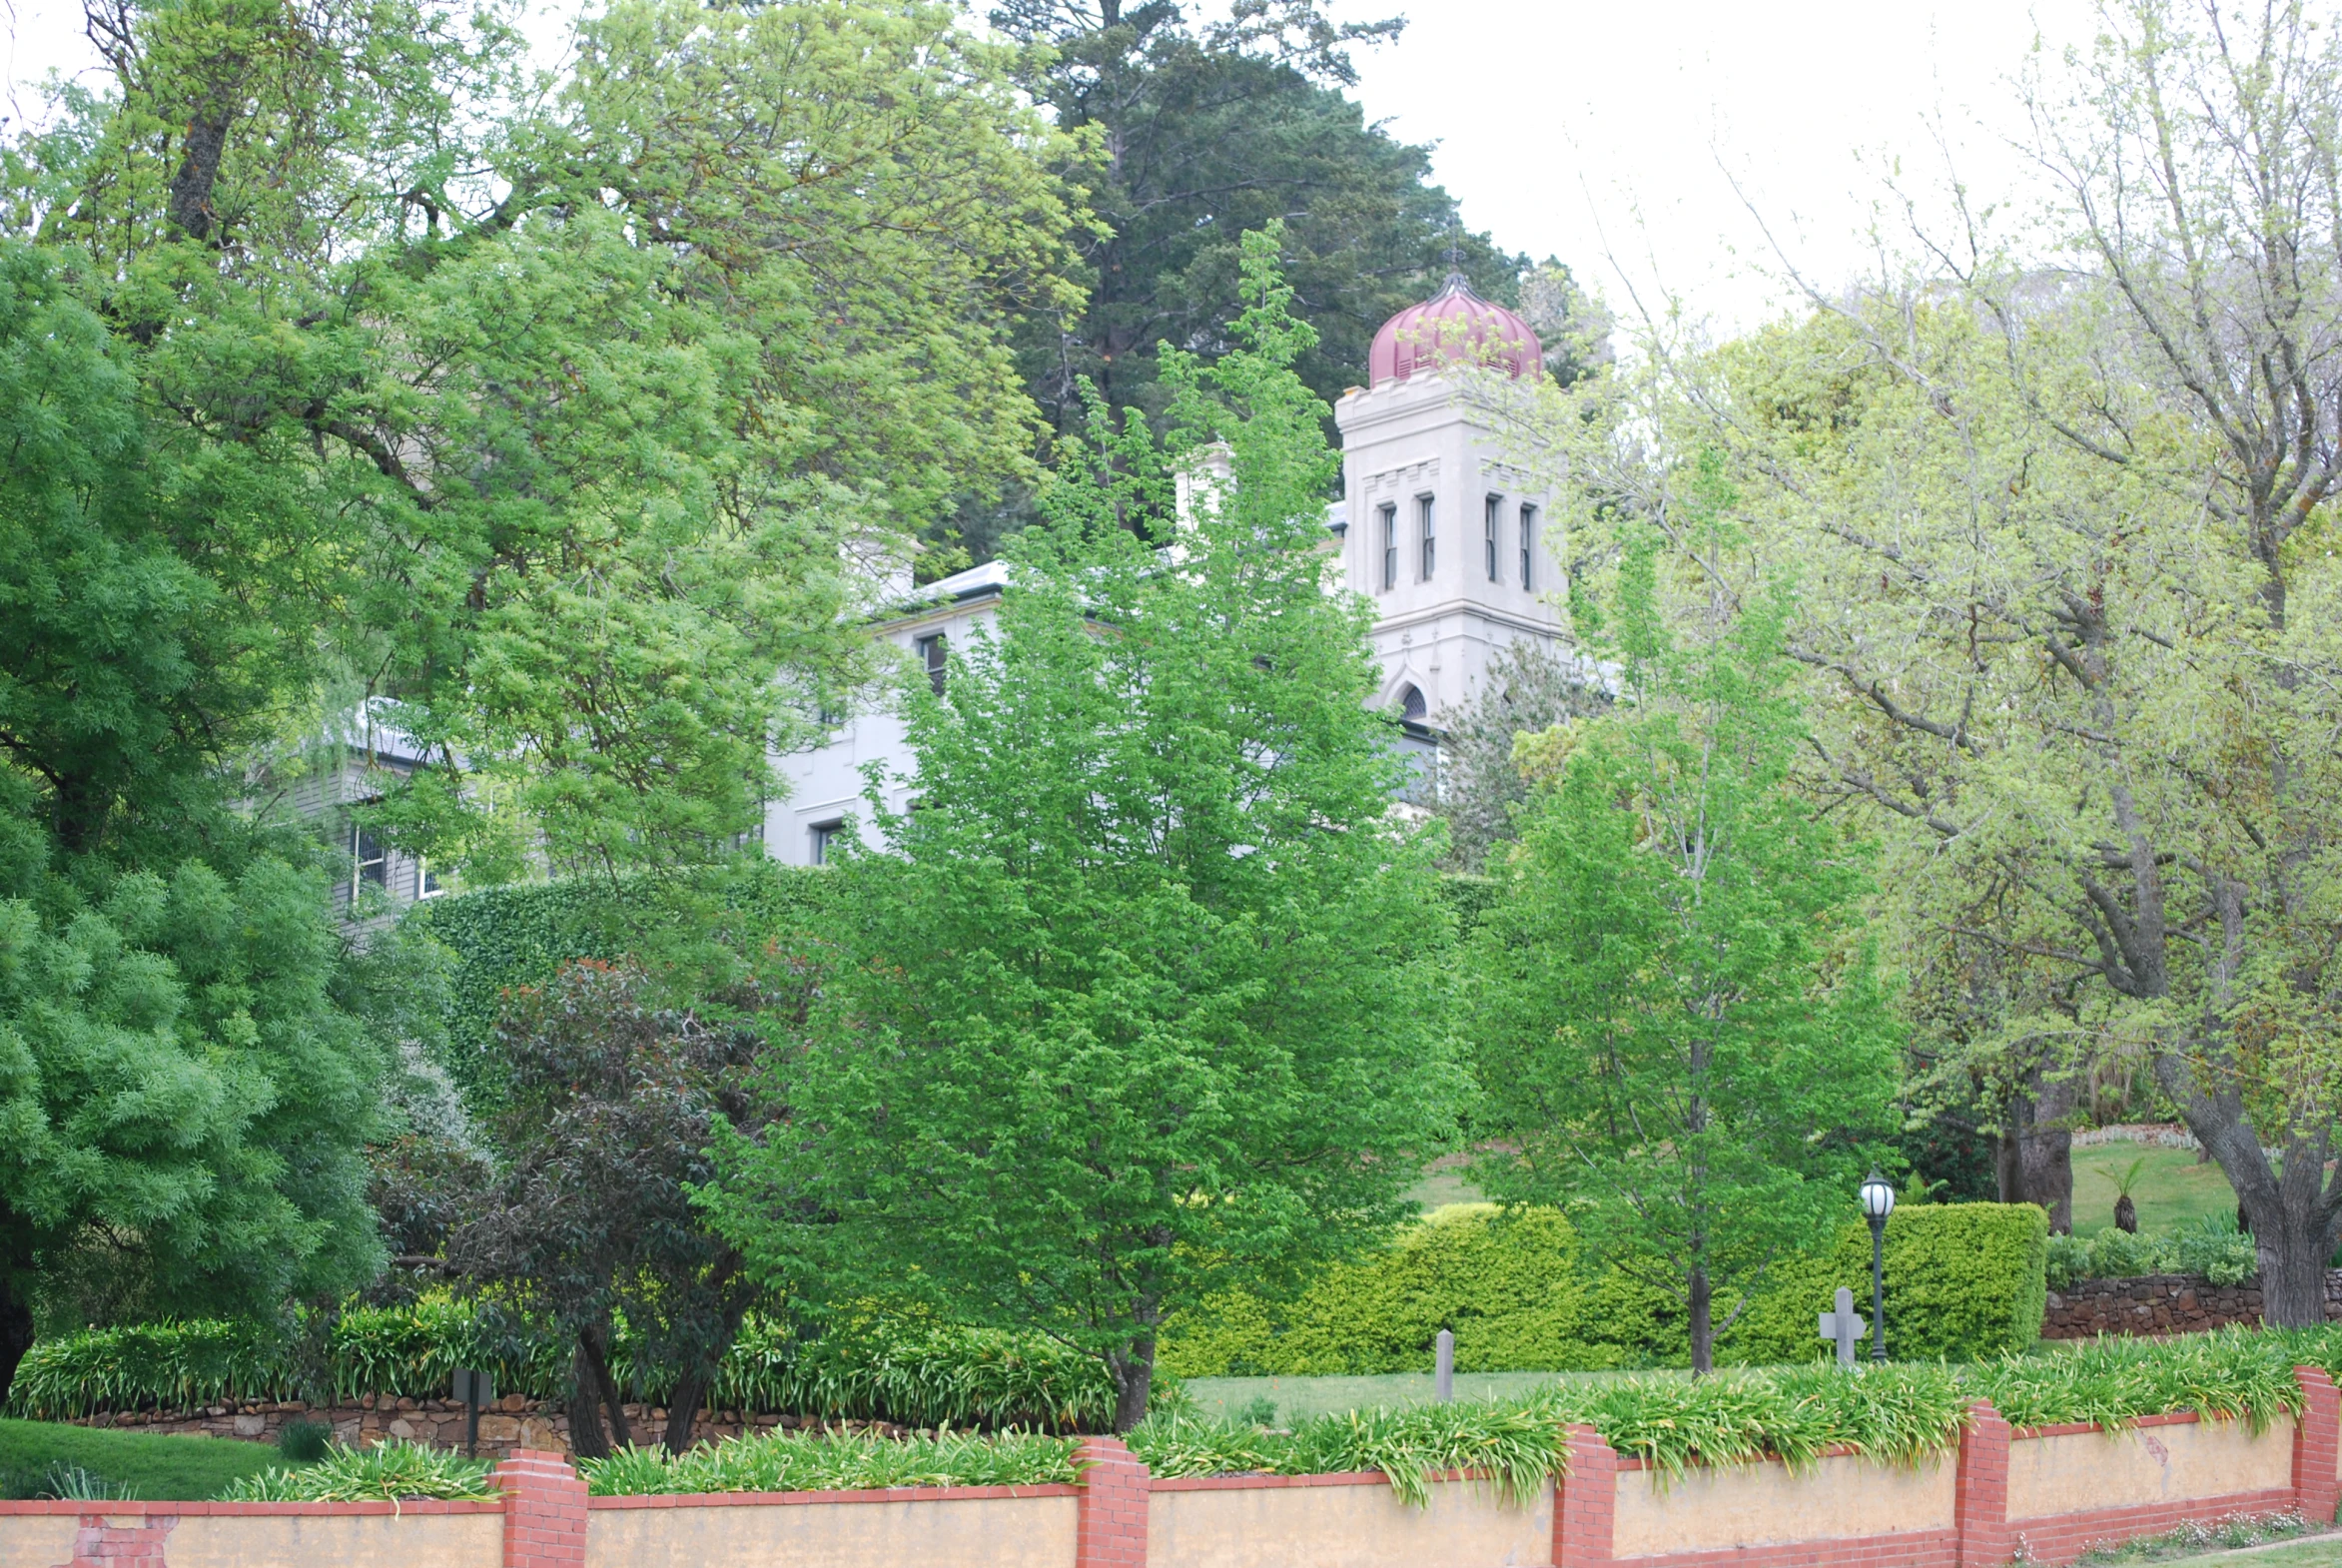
[0,1418,284,1501]
[1179,1370,1660,1422]
[2071,1143,2240,1236]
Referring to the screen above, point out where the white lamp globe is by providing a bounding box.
[1859,1170,1897,1220]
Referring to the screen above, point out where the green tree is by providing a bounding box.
[1464,539,1901,1375]
[1617,0,2342,1318]
[984,2,1533,448]
[707,232,1464,1430]
[10,0,1083,892]
[0,248,388,1399]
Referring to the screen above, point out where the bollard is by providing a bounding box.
[1434,1328,1454,1403]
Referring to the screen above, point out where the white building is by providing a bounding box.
[767,274,1566,867]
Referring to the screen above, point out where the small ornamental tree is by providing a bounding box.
[707,231,1464,1431]
[448,960,774,1455]
[1464,540,1901,1374]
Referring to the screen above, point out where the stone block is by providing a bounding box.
[232,1414,267,1437]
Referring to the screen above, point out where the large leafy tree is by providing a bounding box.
[708,234,1464,1430]
[988,0,1527,437]
[9,0,1084,889]
[0,247,388,1400]
[1556,0,2342,1322]
[1464,525,1902,1375]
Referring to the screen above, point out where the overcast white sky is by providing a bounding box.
[1,0,2105,329]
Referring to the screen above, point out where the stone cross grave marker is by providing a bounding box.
[1818,1286,1867,1368]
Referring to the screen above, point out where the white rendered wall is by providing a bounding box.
[1332,371,1564,723]
[766,565,1004,867]
[768,374,1567,860]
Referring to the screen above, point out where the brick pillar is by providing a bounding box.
[2293,1365,2341,1525]
[1076,1436,1149,1568]
[1552,1423,1617,1568]
[494,1448,587,1568]
[1954,1399,2012,1568]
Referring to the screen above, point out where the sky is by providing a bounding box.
[0,0,2106,331]
[1341,0,2104,329]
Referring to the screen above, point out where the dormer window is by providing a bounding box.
[1417,495,1436,581]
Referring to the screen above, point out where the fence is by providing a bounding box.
[4,1367,2338,1568]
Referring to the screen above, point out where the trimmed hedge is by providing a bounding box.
[406,863,830,1100]
[1160,1201,2048,1376]
[1726,1203,2050,1365]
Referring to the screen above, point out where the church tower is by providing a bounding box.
[1333,275,1563,726]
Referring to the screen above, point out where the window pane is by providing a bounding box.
[1520,504,1537,590]
[1418,495,1435,580]
[1484,495,1500,581]
[1379,504,1396,590]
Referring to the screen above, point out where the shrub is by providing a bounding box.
[6,1297,1159,1433]
[1160,1206,1614,1376]
[1725,1204,2050,1364]
[2041,1215,2257,1290]
[219,1441,498,1502]
[406,864,830,1102]
[581,1429,1081,1497]
[1162,1201,2048,1376]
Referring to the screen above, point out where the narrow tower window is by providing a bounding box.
[1484,494,1501,582]
[1519,503,1537,591]
[1418,494,1436,581]
[1379,503,1397,590]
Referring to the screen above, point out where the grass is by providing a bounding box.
[1183,1371,1611,1421]
[2071,1144,2239,1235]
[0,1417,284,1500]
[2068,1510,2314,1562]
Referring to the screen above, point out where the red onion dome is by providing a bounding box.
[1367,273,1542,388]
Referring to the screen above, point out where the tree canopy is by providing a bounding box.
[707,234,1464,1429]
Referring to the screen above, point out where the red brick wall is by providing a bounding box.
[1076,1436,1149,1568]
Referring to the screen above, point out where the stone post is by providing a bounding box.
[2293,1365,2341,1525]
[1552,1422,1617,1568]
[1953,1399,2012,1568]
[493,1448,588,1568]
[1075,1436,1150,1568]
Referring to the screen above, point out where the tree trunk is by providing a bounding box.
[566,1338,612,1459]
[662,1365,709,1456]
[1995,1066,2075,1233]
[567,1326,632,1458]
[1687,1264,1713,1376]
[1108,1340,1154,1433]
[0,1271,33,1409]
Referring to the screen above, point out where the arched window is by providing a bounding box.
[1398,684,1427,723]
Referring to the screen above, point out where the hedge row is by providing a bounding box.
[230,1325,2342,1505]
[6,1299,1130,1433]
[1159,1201,2049,1376]
[406,864,832,1101]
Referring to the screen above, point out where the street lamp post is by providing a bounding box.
[1859,1171,1896,1363]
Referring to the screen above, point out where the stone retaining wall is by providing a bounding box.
[2041,1270,2342,1339]
[63,1397,899,1459]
